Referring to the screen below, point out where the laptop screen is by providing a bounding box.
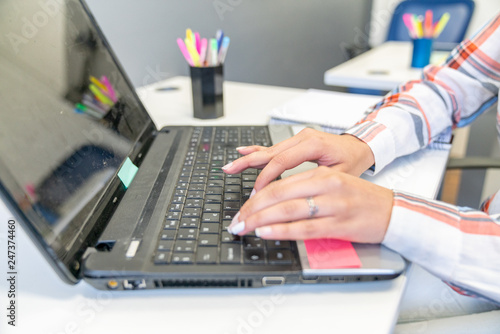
[0,0,152,277]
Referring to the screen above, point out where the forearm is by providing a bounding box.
[383,191,500,304]
[345,13,500,174]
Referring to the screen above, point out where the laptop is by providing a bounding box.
[0,0,405,290]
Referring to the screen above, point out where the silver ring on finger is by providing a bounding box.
[306,196,319,218]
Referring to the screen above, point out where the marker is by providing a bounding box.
[75,103,104,119]
[402,13,417,38]
[216,29,224,51]
[90,76,108,93]
[82,94,108,114]
[412,14,423,38]
[218,36,230,64]
[424,10,433,38]
[177,38,194,66]
[186,28,194,44]
[195,32,201,54]
[185,38,201,66]
[433,12,450,38]
[199,38,208,65]
[100,75,117,102]
[210,38,218,66]
[89,84,114,106]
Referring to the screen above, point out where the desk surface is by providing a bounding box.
[0,77,449,334]
[324,41,449,91]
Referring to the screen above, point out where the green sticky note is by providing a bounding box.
[117,157,138,189]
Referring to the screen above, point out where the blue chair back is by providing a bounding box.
[387,0,475,46]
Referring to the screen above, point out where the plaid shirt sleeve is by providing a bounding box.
[344,12,500,174]
[345,13,500,304]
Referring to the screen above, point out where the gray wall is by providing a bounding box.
[86,0,372,90]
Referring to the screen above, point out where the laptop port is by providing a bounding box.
[123,279,146,290]
[300,275,319,283]
[262,276,285,286]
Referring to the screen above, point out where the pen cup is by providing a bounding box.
[411,38,433,68]
[190,65,224,119]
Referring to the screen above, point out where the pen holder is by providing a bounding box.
[190,65,224,119]
[411,38,433,68]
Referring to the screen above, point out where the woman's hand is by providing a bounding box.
[222,128,375,192]
[227,166,393,243]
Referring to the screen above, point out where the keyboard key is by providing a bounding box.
[168,203,184,212]
[220,244,242,264]
[163,219,179,230]
[200,223,219,234]
[242,182,255,190]
[244,249,266,264]
[224,193,240,201]
[154,252,171,264]
[173,240,196,253]
[187,191,204,199]
[203,204,221,213]
[206,187,222,195]
[157,240,174,251]
[198,234,219,246]
[205,195,222,203]
[221,231,241,243]
[223,201,240,211]
[202,213,220,223]
[266,240,291,249]
[160,230,176,240]
[208,180,224,187]
[268,249,293,265]
[225,185,241,193]
[182,208,201,218]
[180,218,200,228]
[166,212,181,220]
[185,199,203,208]
[172,253,194,264]
[243,236,264,248]
[196,247,218,264]
[177,228,198,240]
[171,195,185,204]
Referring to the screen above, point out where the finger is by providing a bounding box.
[252,143,323,191]
[229,168,336,233]
[233,192,333,235]
[236,145,266,155]
[254,217,341,240]
[223,133,306,174]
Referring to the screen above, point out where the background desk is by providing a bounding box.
[324,41,450,91]
[0,78,449,334]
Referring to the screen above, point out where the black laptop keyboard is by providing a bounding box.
[153,126,294,266]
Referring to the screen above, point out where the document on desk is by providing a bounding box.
[269,89,381,132]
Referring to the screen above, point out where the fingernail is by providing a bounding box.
[228,221,245,235]
[250,189,256,198]
[231,211,240,225]
[222,162,233,170]
[255,226,272,237]
[236,146,247,151]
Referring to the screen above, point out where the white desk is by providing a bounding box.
[324,41,450,91]
[0,77,449,334]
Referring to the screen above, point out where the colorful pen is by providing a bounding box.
[402,13,417,38]
[195,32,201,54]
[89,84,114,106]
[185,37,201,66]
[218,36,230,64]
[216,29,224,51]
[199,38,208,65]
[433,12,450,38]
[100,75,117,102]
[177,38,194,66]
[210,38,218,66]
[424,10,433,38]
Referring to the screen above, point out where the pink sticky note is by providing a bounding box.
[304,238,362,269]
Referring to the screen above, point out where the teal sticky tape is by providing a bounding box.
[117,157,138,189]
